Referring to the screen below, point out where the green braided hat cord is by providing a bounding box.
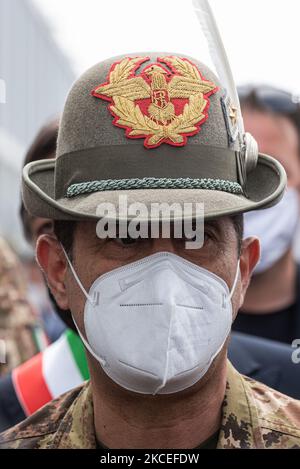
[66,177,243,198]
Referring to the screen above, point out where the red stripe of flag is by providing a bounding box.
[12,352,52,416]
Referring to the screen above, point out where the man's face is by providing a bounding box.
[242,109,300,189]
[37,217,259,345]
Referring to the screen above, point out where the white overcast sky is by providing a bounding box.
[33,0,300,96]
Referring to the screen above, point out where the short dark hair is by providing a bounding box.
[54,213,244,259]
[54,220,77,259]
[231,213,244,255]
[20,119,59,242]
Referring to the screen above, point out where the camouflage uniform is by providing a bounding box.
[0,237,45,375]
[1,361,300,449]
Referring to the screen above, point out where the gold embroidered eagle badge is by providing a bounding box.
[92,56,218,149]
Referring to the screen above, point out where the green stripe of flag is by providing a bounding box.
[66,329,90,380]
[32,326,48,352]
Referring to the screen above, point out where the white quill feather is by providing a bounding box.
[192,0,244,135]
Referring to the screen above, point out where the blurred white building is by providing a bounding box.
[0,0,75,253]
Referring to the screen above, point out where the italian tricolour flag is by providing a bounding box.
[12,329,89,416]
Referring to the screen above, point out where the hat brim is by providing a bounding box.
[22,153,286,222]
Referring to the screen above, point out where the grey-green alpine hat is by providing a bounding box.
[22,53,286,221]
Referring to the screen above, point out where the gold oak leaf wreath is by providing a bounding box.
[96,56,215,146]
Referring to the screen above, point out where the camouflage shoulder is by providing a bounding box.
[244,375,300,448]
[0,382,87,449]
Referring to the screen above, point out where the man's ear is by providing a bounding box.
[238,236,260,309]
[36,235,69,310]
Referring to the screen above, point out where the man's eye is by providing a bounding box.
[204,230,214,242]
[114,237,139,246]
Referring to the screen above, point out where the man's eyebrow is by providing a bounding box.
[203,219,222,230]
[90,228,108,246]
[203,220,227,240]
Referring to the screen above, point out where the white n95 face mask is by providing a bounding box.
[62,250,239,395]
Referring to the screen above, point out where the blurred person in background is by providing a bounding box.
[233,86,300,344]
[20,120,66,342]
[0,120,87,432]
[0,236,48,377]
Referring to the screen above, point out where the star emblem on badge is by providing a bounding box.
[229,104,238,126]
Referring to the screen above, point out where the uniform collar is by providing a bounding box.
[217,360,264,449]
[50,360,265,449]
[50,382,96,449]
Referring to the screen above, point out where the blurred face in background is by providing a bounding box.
[21,119,59,247]
[242,106,300,273]
[242,109,300,190]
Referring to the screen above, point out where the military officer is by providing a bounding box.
[1,53,300,449]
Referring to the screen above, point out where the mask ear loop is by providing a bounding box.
[228,260,240,301]
[60,243,106,367]
[70,312,107,367]
[60,243,95,306]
